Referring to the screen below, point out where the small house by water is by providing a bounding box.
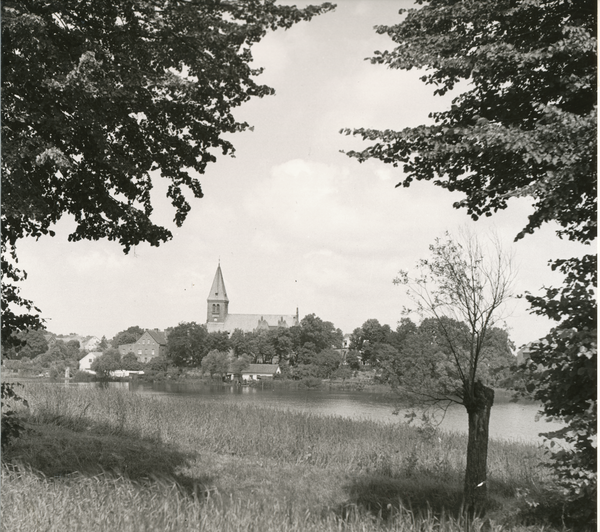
[240,364,281,381]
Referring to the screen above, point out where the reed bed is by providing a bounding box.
[3,465,533,532]
[1,383,561,531]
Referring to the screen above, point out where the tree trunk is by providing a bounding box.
[463,381,494,513]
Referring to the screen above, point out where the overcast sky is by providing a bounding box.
[16,0,591,348]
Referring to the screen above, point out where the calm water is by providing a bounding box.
[106,381,563,444]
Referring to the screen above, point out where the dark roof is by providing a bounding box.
[242,364,280,375]
[208,264,229,302]
[207,314,298,333]
[145,329,167,345]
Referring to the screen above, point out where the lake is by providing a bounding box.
[104,381,563,444]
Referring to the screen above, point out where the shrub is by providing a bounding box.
[72,370,95,383]
[299,376,322,389]
[1,382,28,449]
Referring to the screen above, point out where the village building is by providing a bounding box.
[81,336,101,351]
[79,351,101,373]
[226,363,281,382]
[46,334,101,352]
[335,334,351,364]
[118,329,167,363]
[78,352,144,377]
[110,369,145,378]
[206,263,298,334]
[516,342,541,365]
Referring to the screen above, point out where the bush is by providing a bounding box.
[72,371,95,383]
[91,349,121,379]
[3,359,22,371]
[121,353,142,371]
[332,367,352,381]
[289,364,320,380]
[1,383,28,450]
[142,355,173,381]
[299,376,322,389]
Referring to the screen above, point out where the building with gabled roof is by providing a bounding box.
[82,336,101,352]
[118,329,167,363]
[206,263,298,333]
[47,334,100,352]
[79,351,101,373]
[241,364,281,381]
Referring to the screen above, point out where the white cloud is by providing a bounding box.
[67,249,132,275]
[245,158,469,258]
[251,230,283,254]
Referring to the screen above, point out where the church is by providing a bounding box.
[206,263,299,333]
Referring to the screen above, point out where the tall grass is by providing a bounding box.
[2,383,562,531]
[2,465,527,532]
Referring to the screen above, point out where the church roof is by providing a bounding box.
[206,313,298,333]
[208,264,228,302]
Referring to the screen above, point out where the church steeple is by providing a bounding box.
[207,263,229,323]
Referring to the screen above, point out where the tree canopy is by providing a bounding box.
[349,318,392,365]
[111,326,145,348]
[201,350,229,378]
[395,231,515,510]
[342,0,596,520]
[297,314,343,353]
[2,328,48,360]
[521,254,597,524]
[90,348,122,379]
[1,0,335,343]
[167,322,210,367]
[342,0,596,244]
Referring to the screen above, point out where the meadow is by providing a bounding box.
[2,383,569,531]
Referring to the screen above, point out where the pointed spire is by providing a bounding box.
[208,263,229,302]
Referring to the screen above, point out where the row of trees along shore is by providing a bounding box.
[3,314,346,381]
[1,0,595,528]
[5,301,516,390]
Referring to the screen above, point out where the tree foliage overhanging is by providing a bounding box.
[342,0,596,524]
[0,0,335,346]
[342,0,596,244]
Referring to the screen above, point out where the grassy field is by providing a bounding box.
[2,383,568,531]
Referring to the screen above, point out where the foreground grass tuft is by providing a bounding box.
[1,383,568,531]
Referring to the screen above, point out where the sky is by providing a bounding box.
[16,0,592,349]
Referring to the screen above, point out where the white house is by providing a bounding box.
[240,364,281,381]
[109,370,145,378]
[79,352,101,373]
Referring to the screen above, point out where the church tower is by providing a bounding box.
[207,263,229,324]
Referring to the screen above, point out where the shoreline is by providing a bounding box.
[1,373,528,403]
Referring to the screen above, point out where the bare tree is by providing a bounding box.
[394,229,516,511]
